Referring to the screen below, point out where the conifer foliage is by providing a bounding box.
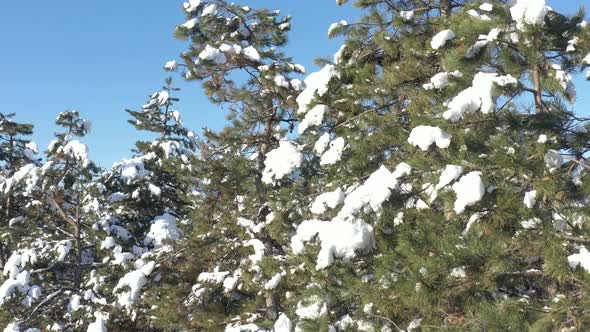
[5,0,590,331]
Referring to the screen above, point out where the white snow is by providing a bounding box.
[1,164,40,196]
[464,213,483,235]
[261,141,303,184]
[296,65,339,114]
[320,137,346,165]
[444,72,518,122]
[0,270,30,306]
[568,247,590,273]
[25,141,38,156]
[567,37,579,52]
[537,134,548,144]
[263,273,283,290]
[407,126,452,151]
[310,187,345,215]
[219,43,243,54]
[100,237,116,250]
[223,274,239,292]
[55,240,72,262]
[399,10,415,21]
[148,184,162,197]
[87,312,107,332]
[407,318,423,331]
[3,323,39,332]
[183,0,201,13]
[334,44,347,64]
[60,140,90,167]
[314,133,331,155]
[113,153,155,182]
[524,190,537,209]
[4,253,22,279]
[294,63,306,73]
[8,216,24,228]
[423,71,462,90]
[431,30,455,50]
[452,171,485,214]
[198,268,230,284]
[243,46,261,62]
[273,74,290,89]
[436,165,464,190]
[69,294,81,312]
[510,0,548,31]
[274,314,292,332]
[521,218,541,229]
[164,60,177,71]
[144,213,182,248]
[290,78,304,91]
[291,219,374,270]
[328,20,347,36]
[295,297,328,319]
[465,28,501,58]
[450,267,467,278]
[551,63,576,102]
[298,105,328,134]
[199,45,227,65]
[237,217,268,234]
[181,18,198,29]
[114,261,155,308]
[245,239,265,270]
[201,3,217,16]
[150,90,169,106]
[480,3,493,11]
[336,163,411,221]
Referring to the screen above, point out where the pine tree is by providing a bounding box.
[96,78,197,329]
[5,1,590,331]
[151,0,307,330]
[0,111,109,331]
[283,0,590,330]
[0,113,37,279]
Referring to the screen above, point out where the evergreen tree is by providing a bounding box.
[0,113,37,278]
[152,0,306,330]
[5,1,590,331]
[285,0,590,330]
[0,111,109,331]
[97,78,197,329]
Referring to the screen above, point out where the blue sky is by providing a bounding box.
[0,1,589,167]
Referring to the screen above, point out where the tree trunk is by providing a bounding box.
[0,243,5,282]
[265,291,279,320]
[255,103,280,321]
[531,64,544,113]
[73,206,83,290]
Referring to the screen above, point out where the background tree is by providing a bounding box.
[0,113,37,278]
[0,111,109,331]
[151,0,308,330]
[96,78,197,329]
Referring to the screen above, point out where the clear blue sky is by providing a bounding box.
[0,1,589,167]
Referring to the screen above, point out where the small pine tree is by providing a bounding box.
[97,79,197,329]
[155,0,307,329]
